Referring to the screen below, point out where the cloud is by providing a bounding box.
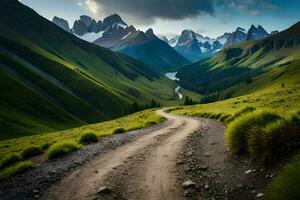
[85,0,99,15]
[220,0,277,16]
[84,0,215,25]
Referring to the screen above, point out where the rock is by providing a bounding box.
[97,186,112,195]
[245,170,252,174]
[199,165,208,170]
[204,184,210,189]
[256,193,264,198]
[32,190,39,193]
[182,180,196,188]
[205,152,211,157]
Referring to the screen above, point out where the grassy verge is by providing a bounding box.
[0,161,33,181]
[265,155,300,200]
[170,84,300,122]
[0,109,165,160]
[47,141,80,159]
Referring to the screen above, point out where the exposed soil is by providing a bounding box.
[0,110,274,200]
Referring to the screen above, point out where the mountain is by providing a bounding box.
[246,25,269,40]
[177,21,300,99]
[102,14,127,30]
[224,25,269,48]
[52,14,189,72]
[0,0,186,139]
[52,16,71,33]
[158,35,169,43]
[223,27,247,48]
[94,26,190,72]
[171,30,229,62]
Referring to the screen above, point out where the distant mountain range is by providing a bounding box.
[52,14,271,64]
[176,21,300,97]
[52,15,189,72]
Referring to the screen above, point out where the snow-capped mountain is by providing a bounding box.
[246,25,269,40]
[52,14,189,71]
[52,14,128,43]
[168,30,230,61]
[52,16,71,33]
[223,27,247,48]
[224,25,269,48]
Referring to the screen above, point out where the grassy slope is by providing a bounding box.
[0,0,199,139]
[0,109,165,160]
[172,22,300,118]
[177,22,300,98]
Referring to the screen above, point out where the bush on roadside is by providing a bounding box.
[248,115,300,164]
[21,145,43,159]
[79,132,99,144]
[113,128,126,134]
[0,161,34,181]
[265,155,300,200]
[47,141,80,159]
[0,153,22,170]
[226,110,282,155]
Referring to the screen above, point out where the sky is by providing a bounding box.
[19,0,300,39]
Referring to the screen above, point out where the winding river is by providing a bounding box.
[165,72,183,100]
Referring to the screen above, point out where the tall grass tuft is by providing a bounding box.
[0,161,33,181]
[47,141,80,159]
[265,155,300,200]
[226,110,282,155]
[0,153,22,170]
[21,145,43,159]
[113,128,126,134]
[248,115,300,164]
[79,132,98,144]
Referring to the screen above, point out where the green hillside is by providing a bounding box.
[0,0,198,140]
[177,22,300,100]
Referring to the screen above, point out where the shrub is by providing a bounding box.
[79,132,98,144]
[41,143,51,150]
[0,161,34,181]
[248,115,300,164]
[265,155,300,200]
[47,141,80,159]
[0,153,22,170]
[226,110,282,155]
[21,146,43,159]
[113,128,126,134]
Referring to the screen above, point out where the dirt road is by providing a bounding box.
[42,110,202,200]
[1,109,270,200]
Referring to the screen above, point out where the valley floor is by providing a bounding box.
[0,110,272,200]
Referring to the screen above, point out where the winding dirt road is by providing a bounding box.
[42,110,202,200]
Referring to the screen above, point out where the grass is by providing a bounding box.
[265,155,300,200]
[113,128,126,134]
[248,115,300,164]
[47,141,80,159]
[0,0,201,140]
[225,110,282,155]
[79,132,99,144]
[0,153,22,170]
[0,161,33,181]
[21,145,43,159]
[0,109,166,160]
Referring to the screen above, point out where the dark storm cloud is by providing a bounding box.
[88,0,215,24]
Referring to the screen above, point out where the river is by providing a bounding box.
[165,72,183,100]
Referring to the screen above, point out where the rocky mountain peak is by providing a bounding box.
[102,14,127,30]
[52,16,71,33]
